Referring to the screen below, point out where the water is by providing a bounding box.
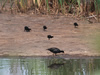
[0,57,100,75]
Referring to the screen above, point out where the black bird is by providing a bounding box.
[74,22,78,28]
[48,63,64,69]
[47,35,54,40]
[43,26,47,31]
[24,26,31,32]
[47,47,64,55]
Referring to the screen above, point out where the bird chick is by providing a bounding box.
[43,26,47,31]
[47,35,54,40]
[24,26,31,32]
[74,22,78,28]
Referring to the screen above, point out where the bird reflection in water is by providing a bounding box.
[48,63,64,69]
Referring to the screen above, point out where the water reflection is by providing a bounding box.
[48,63,64,69]
[0,57,100,75]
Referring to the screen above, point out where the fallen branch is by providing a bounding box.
[87,15,97,20]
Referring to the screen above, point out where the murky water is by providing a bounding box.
[0,57,100,75]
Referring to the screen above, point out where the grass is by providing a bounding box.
[0,0,100,21]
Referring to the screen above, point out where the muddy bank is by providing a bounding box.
[0,13,100,57]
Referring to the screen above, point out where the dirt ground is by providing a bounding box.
[0,13,100,58]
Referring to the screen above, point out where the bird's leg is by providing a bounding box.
[43,29,45,31]
[75,26,77,28]
[55,53,57,56]
[24,29,26,32]
[75,26,76,28]
[53,53,55,56]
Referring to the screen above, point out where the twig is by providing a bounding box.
[87,15,97,20]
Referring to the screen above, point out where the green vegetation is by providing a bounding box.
[0,0,100,20]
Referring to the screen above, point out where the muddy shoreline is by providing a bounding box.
[0,13,100,57]
[0,54,100,59]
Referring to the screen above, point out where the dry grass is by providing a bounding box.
[0,0,100,21]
